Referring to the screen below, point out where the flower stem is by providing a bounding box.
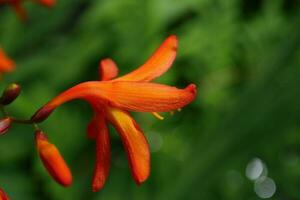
[0,105,41,130]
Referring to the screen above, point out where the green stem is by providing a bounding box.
[0,105,41,130]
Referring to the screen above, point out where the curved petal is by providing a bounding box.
[31,81,197,122]
[114,35,178,82]
[105,107,150,185]
[99,58,119,81]
[90,112,110,192]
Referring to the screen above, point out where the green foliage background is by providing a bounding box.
[0,0,300,199]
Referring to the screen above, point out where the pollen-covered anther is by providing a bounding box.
[35,130,73,187]
[152,112,164,120]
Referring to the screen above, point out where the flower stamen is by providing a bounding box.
[152,112,164,120]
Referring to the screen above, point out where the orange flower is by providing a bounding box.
[35,130,72,186]
[0,0,55,21]
[32,35,197,191]
[0,188,9,200]
[0,49,15,74]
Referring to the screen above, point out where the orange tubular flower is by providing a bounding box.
[0,49,15,74]
[0,188,9,200]
[32,35,197,191]
[0,0,55,21]
[35,130,72,187]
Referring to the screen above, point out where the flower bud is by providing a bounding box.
[31,106,54,123]
[0,188,10,200]
[0,83,21,105]
[35,130,72,186]
[0,117,11,135]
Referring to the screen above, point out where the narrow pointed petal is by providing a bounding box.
[0,49,15,73]
[35,131,73,187]
[31,81,196,122]
[91,114,110,192]
[114,35,178,82]
[99,58,119,81]
[106,107,150,185]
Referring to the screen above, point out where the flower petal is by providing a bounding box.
[31,81,196,122]
[98,82,197,112]
[91,113,110,192]
[99,58,119,81]
[105,107,150,185]
[114,35,178,82]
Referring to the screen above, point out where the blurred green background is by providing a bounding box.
[0,0,300,199]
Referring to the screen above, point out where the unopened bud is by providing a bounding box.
[0,188,10,200]
[0,117,11,135]
[31,106,54,123]
[0,83,21,105]
[35,130,73,186]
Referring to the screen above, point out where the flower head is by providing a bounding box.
[0,49,15,74]
[32,35,197,191]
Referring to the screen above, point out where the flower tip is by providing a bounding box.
[35,130,48,141]
[31,106,54,122]
[166,35,178,51]
[99,58,119,81]
[0,117,12,136]
[92,181,105,192]
[186,83,197,94]
[134,174,149,186]
[168,34,178,41]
